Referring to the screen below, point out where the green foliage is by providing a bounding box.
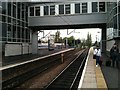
[80,33,92,49]
[54,31,62,43]
[68,36,75,46]
[86,32,92,48]
[63,36,80,47]
[81,39,86,49]
[63,32,92,48]
[63,36,74,46]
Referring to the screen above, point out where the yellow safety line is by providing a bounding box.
[95,67,107,89]
[91,47,108,89]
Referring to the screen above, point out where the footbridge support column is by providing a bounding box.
[101,26,106,53]
[0,21,2,67]
[32,31,38,54]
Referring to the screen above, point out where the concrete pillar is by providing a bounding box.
[0,21,2,67]
[0,42,2,67]
[32,31,38,54]
[0,15,2,90]
[0,42,2,90]
[101,26,106,53]
[61,53,64,63]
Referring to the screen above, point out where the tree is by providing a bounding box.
[68,36,75,47]
[75,39,81,45]
[59,37,63,43]
[80,39,86,48]
[54,31,61,43]
[63,36,75,47]
[86,32,92,48]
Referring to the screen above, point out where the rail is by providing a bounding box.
[44,49,88,89]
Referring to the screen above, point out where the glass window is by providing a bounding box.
[2,23,7,41]
[22,3,25,20]
[22,28,24,42]
[119,5,120,13]
[113,16,117,30]
[13,2,16,18]
[7,24,12,41]
[26,6,28,22]
[119,14,120,36]
[8,17,11,23]
[26,29,28,40]
[0,2,2,14]
[13,25,17,42]
[112,2,117,8]
[99,2,105,12]
[2,2,6,14]
[92,2,98,12]
[26,23,28,27]
[30,7,34,16]
[107,2,113,12]
[17,20,20,26]
[8,2,11,16]
[50,5,55,15]
[0,15,2,21]
[65,4,70,14]
[20,27,22,42]
[17,2,21,19]
[13,19,16,25]
[24,28,26,42]
[24,4,26,21]
[44,6,49,15]
[28,30,30,42]
[75,3,80,13]
[35,6,40,16]
[59,5,64,14]
[82,3,87,13]
[118,14,120,30]
[114,7,117,15]
[22,21,24,27]
[2,15,6,22]
[17,26,21,42]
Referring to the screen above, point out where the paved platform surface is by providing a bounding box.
[78,47,107,89]
[101,54,120,89]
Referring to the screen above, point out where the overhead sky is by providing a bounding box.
[38,28,101,43]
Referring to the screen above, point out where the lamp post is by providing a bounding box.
[96,35,97,42]
[97,31,100,46]
[95,34,99,46]
[96,35,98,46]
[66,37,68,48]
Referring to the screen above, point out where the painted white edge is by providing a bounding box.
[78,47,91,89]
[0,48,74,71]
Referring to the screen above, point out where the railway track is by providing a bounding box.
[2,58,61,89]
[2,49,81,89]
[44,49,88,89]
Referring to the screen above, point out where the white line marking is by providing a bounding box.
[0,48,74,71]
[78,48,91,89]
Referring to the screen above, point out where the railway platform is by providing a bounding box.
[101,54,120,89]
[2,48,67,66]
[1,47,120,89]
[78,47,107,89]
[0,48,74,70]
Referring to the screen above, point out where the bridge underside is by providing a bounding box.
[30,23,106,53]
[29,23,106,31]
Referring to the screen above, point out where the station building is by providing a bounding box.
[106,1,120,52]
[0,0,120,60]
[0,1,32,59]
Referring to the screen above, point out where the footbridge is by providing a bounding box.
[28,0,107,54]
